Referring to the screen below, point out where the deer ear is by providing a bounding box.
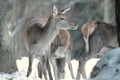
[52,5,58,15]
[61,7,71,14]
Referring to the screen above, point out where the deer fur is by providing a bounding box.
[50,29,75,79]
[76,21,118,80]
[81,21,97,53]
[22,5,77,80]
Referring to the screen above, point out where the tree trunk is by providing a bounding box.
[104,0,110,23]
[0,0,5,43]
[115,0,120,46]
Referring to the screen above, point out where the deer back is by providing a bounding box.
[81,21,118,58]
[22,16,48,50]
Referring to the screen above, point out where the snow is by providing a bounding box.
[63,59,99,80]
[0,57,99,80]
[0,72,18,80]
[89,48,120,80]
[0,57,41,80]
[16,57,29,76]
[1,48,120,80]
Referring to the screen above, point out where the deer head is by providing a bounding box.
[51,5,78,30]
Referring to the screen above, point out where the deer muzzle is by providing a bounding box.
[71,24,78,30]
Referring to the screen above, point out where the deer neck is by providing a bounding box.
[38,16,59,46]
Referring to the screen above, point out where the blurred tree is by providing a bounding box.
[0,0,18,73]
[0,0,5,44]
[104,0,110,23]
[115,0,120,46]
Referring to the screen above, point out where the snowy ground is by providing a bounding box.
[0,58,99,80]
[2,48,120,80]
[64,58,99,80]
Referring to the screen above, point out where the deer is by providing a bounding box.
[32,17,76,80]
[22,5,78,80]
[50,29,75,79]
[75,21,118,80]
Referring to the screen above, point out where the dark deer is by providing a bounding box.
[76,21,118,80]
[22,5,77,80]
[50,29,75,79]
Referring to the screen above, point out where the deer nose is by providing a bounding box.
[71,24,78,30]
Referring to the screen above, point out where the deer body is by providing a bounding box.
[22,6,77,80]
[50,29,75,79]
[51,30,71,58]
[27,16,62,56]
[76,21,118,80]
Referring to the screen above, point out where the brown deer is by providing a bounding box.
[22,5,78,80]
[50,29,75,79]
[76,21,118,80]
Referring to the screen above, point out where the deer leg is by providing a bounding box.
[50,56,58,80]
[46,57,53,80]
[38,60,43,79]
[66,53,75,79]
[46,49,53,80]
[42,55,48,80]
[76,60,82,80]
[84,37,89,54]
[29,58,40,79]
[81,61,87,79]
[43,66,48,80]
[76,58,87,80]
[27,52,34,77]
[56,58,65,79]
